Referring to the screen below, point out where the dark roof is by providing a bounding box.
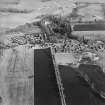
[73,23,105,31]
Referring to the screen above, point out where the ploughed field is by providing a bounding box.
[59,64,105,105]
[35,48,62,105]
[0,45,34,105]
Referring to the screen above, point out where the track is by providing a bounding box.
[7,49,18,73]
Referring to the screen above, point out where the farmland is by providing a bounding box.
[0,46,34,105]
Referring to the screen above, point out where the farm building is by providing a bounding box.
[72,23,105,41]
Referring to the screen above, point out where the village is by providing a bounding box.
[0,1,105,105]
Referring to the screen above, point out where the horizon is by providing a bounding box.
[0,0,105,30]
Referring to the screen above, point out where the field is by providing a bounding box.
[0,45,34,105]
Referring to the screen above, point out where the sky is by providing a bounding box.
[0,0,105,29]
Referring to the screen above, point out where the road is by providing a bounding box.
[0,45,34,105]
[35,48,61,105]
